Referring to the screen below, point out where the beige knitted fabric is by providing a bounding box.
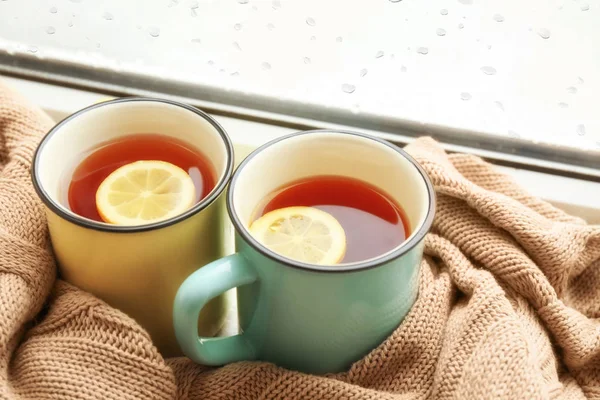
[0,81,599,400]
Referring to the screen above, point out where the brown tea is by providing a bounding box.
[68,133,215,222]
[254,175,410,263]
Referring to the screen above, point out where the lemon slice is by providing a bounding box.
[96,160,196,226]
[249,206,346,265]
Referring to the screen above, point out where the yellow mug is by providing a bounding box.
[31,97,234,357]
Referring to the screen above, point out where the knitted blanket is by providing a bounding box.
[1,81,599,400]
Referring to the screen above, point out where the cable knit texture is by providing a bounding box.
[0,81,599,399]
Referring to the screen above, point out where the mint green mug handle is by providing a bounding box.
[173,254,258,365]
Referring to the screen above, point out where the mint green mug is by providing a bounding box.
[173,130,435,374]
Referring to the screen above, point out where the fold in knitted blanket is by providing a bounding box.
[0,81,599,400]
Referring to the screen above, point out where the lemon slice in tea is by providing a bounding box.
[96,160,196,225]
[249,206,346,265]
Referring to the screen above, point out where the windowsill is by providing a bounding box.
[2,74,599,224]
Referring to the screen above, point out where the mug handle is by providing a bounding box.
[173,253,258,365]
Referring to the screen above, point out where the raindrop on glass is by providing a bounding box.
[272,0,281,9]
[487,44,492,50]
[436,28,446,36]
[336,36,343,43]
[401,65,407,72]
[460,92,472,101]
[306,17,316,26]
[303,57,311,64]
[481,66,496,75]
[231,71,240,76]
[576,124,586,136]
[440,9,448,15]
[238,0,248,4]
[558,102,568,108]
[494,101,504,111]
[149,27,160,37]
[49,6,57,13]
[310,35,316,41]
[342,83,356,94]
[68,21,74,27]
[389,0,402,3]
[252,5,257,11]
[537,28,551,39]
[458,0,473,4]
[567,86,578,94]
[578,76,584,84]
[208,60,215,66]
[27,45,38,53]
[493,14,504,22]
[375,50,384,58]
[191,38,201,44]
[233,41,242,51]
[234,23,242,31]
[262,62,271,70]
[46,26,56,35]
[190,1,199,16]
[360,68,368,77]
[417,47,429,55]
[267,23,275,30]
[102,12,113,20]
[458,23,464,29]
[96,42,101,49]
[580,3,589,11]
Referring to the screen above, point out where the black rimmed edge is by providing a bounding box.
[31,97,234,233]
[227,129,436,273]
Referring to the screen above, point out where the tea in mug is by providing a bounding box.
[251,176,409,264]
[68,133,215,223]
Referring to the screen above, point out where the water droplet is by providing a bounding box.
[310,35,316,41]
[303,57,311,64]
[238,0,248,4]
[436,28,446,36]
[252,5,258,11]
[578,76,584,84]
[576,124,586,136]
[27,45,38,53]
[375,50,385,58]
[481,66,497,75]
[360,68,368,77]
[537,28,551,39]
[336,36,343,43]
[267,23,275,30]
[306,17,316,26]
[49,6,57,13]
[342,83,356,93]
[487,44,492,50]
[440,8,448,15]
[96,42,101,48]
[567,86,578,94]
[102,11,113,20]
[230,71,240,76]
[272,0,281,9]
[493,14,504,22]
[508,130,520,138]
[400,65,407,72]
[458,0,472,4]
[234,23,242,31]
[46,26,56,34]
[190,1,199,16]
[389,0,402,2]
[580,3,589,11]
[417,47,429,55]
[191,38,201,44]
[458,23,464,29]
[558,102,569,108]
[168,0,179,7]
[262,62,271,70]
[495,101,504,111]
[460,92,472,101]
[68,21,74,27]
[208,60,215,66]
[149,26,160,37]
[233,41,242,51]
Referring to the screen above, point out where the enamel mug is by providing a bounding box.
[31,98,234,357]
[173,130,435,374]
